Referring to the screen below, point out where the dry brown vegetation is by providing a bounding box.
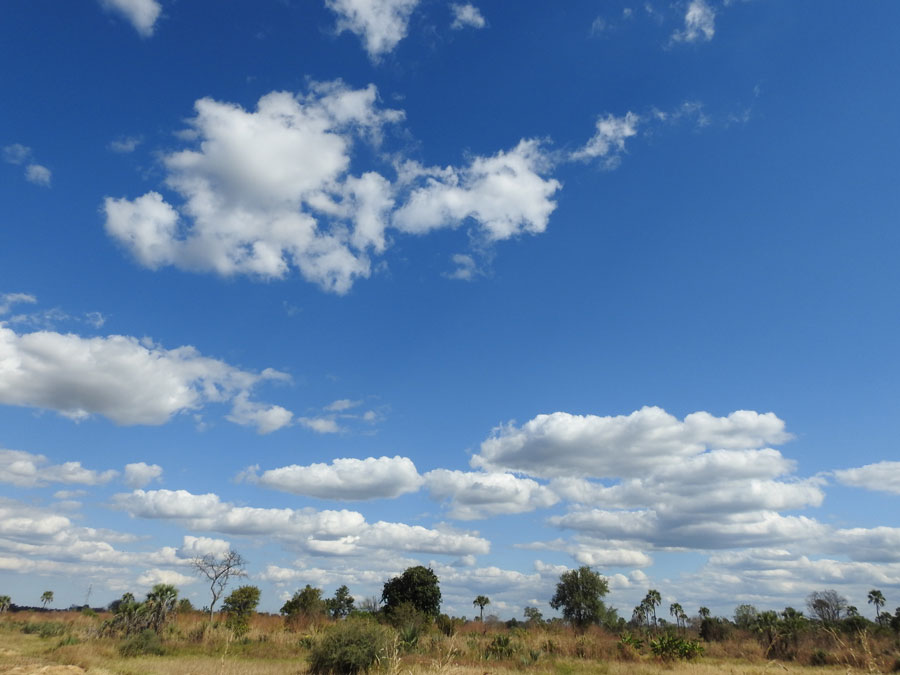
[1,609,899,675]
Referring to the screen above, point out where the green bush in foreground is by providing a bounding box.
[649,632,704,661]
[119,628,165,657]
[308,618,395,675]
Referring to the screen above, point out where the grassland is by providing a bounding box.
[1,610,897,675]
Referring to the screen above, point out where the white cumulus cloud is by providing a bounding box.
[450,3,485,30]
[0,324,291,432]
[672,0,715,43]
[425,470,558,519]
[0,448,118,487]
[251,455,424,500]
[833,461,900,495]
[123,462,163,488]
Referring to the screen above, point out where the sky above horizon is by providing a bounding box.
[2,0,900,620]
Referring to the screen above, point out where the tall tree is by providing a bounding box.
[868,589,886,621]
[549,565,610,631]
[0,595,10,613]
[698,606,711,620]
[669,602,685,631]
[190,549,247,622]
[643,589,661,628]
[281,584,326,627]
[806,590,847,624]
[381,566,442,619]
[40,590,53,609]
[326,585,355,620]
[473,595,490,622]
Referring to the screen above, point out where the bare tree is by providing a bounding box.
[191,550,247,622]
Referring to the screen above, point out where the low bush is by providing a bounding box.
[308,618,395,675]
[21,621,66,638]
[119,628,165,657]
[649,632,704,661]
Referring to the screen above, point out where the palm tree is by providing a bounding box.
[40,591,53,609]
[0,595,10,613]
[644,589,661,629]
[698,606,711,620]
[868,589,886,622]
[669,602,685,631]
[143,584,178,634]
[473,595,490,622]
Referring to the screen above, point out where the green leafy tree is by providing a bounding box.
[643,589,661,628]
[868,589,886,622]
[473,595,490,621]
[190,549,247,623]
[733,604,759,629]
[524,606,544,625]
[176,597,195,614]
[381,566,442,619]
[223,585,261,636]
[281,584,327,627]
[325,585,355,620]
[549,565,610,631]
[40,590,53,609]
[670,602,687,631]
[0,595,10,613]
[698,606,711,620]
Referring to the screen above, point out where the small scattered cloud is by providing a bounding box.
[0,448,118,487]
[450,3,485,30]
[590,16,607,36]
[326,0,420,60]
[3,145,51,186]
[137,568,195,587]
[299,416,342,433]
[0,293,36,315]
[325,398,362,412]
[99,0,162,37]
[109,136,142,153]
[671,0,715,44]
[445,253,481,281]
[123,462,163,488]
[570,112,639,167]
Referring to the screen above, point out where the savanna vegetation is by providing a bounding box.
[2,563,900,674]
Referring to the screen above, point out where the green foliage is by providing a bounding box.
[176,597,195,614]
[381,565,442,619]
[223,585,261,636]
[473,594,490,621]
[282,584,326,626]
[733,603,759,629]
[649,632,704,661]
[308,617,394,675]
[40,590,53,609]
[549,565,610,630]
[699,616,731,642]
[326,584,355,619]
[0,595,11,613]
[523,606,544,626]
[80,606,97,618]
[485,634,515,659]
[119,628,165,657]
[22,621,66,638]
[619,631,643,650]
[436,613,464,636]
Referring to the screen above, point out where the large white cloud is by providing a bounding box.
[424,470,558,519]
[473,406,792,478]
[104,83,560,294]
[250,456,424,500]
[0,448,118,487]
[0,323,292,432]
[99,0,162,37]
[112,488,489,557]
[326,0,420,59]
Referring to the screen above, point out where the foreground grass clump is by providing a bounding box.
[308,617,396,675]
[119,628,166,656]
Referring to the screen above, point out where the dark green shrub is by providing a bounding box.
[485,634,515,659]
[119,629,165,657]
[809,649,832,666]
[700,616,731,641]
[308,618,394,675]
[22,621,66,638]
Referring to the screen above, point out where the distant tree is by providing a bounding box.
[868,589,886,622]
[549,565,610,631]
[40,591,53,609]
[0,595,10,613]
[473,595,490,622]
[190,549,247,622]
[223,585,261,636]
[733,604,759,629]
[806,590,847,624]
[326,585,355,620]
[669,602,686,631]
[381,566,442,619]
[698,606,711,620]
[282,584,327,627]
[144,584,178,634]
[524,606,544,625]
[632,603,647,628]
[176,597,195,614]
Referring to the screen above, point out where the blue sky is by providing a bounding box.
[1,0,899,620]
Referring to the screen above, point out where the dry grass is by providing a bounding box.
[1,611,898,675]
